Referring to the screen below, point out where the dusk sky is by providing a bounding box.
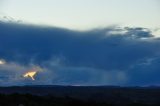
[0,0,160,86]
[0,0,160,30]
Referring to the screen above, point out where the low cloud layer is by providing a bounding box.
[0,21,160,86]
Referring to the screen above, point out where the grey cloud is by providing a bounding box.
[0,21,160,86]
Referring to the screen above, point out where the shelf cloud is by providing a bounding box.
[0,21,160,86]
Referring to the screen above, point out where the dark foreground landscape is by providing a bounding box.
[0,85,160,106]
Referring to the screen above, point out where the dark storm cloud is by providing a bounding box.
[0,21,160,86]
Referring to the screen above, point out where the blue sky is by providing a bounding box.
[0,0,160,86]
[0,0,159,30]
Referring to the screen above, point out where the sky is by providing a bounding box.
[0,0,160,86]
[0,0,160,30]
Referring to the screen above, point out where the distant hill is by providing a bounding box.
[0,85,160,105]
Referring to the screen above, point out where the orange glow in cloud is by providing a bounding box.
[23,71,37,80]
[23,66,42,80]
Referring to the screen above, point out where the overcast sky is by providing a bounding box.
[0,0,160,86]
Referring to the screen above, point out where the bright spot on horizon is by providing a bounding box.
[0,59,6,65]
